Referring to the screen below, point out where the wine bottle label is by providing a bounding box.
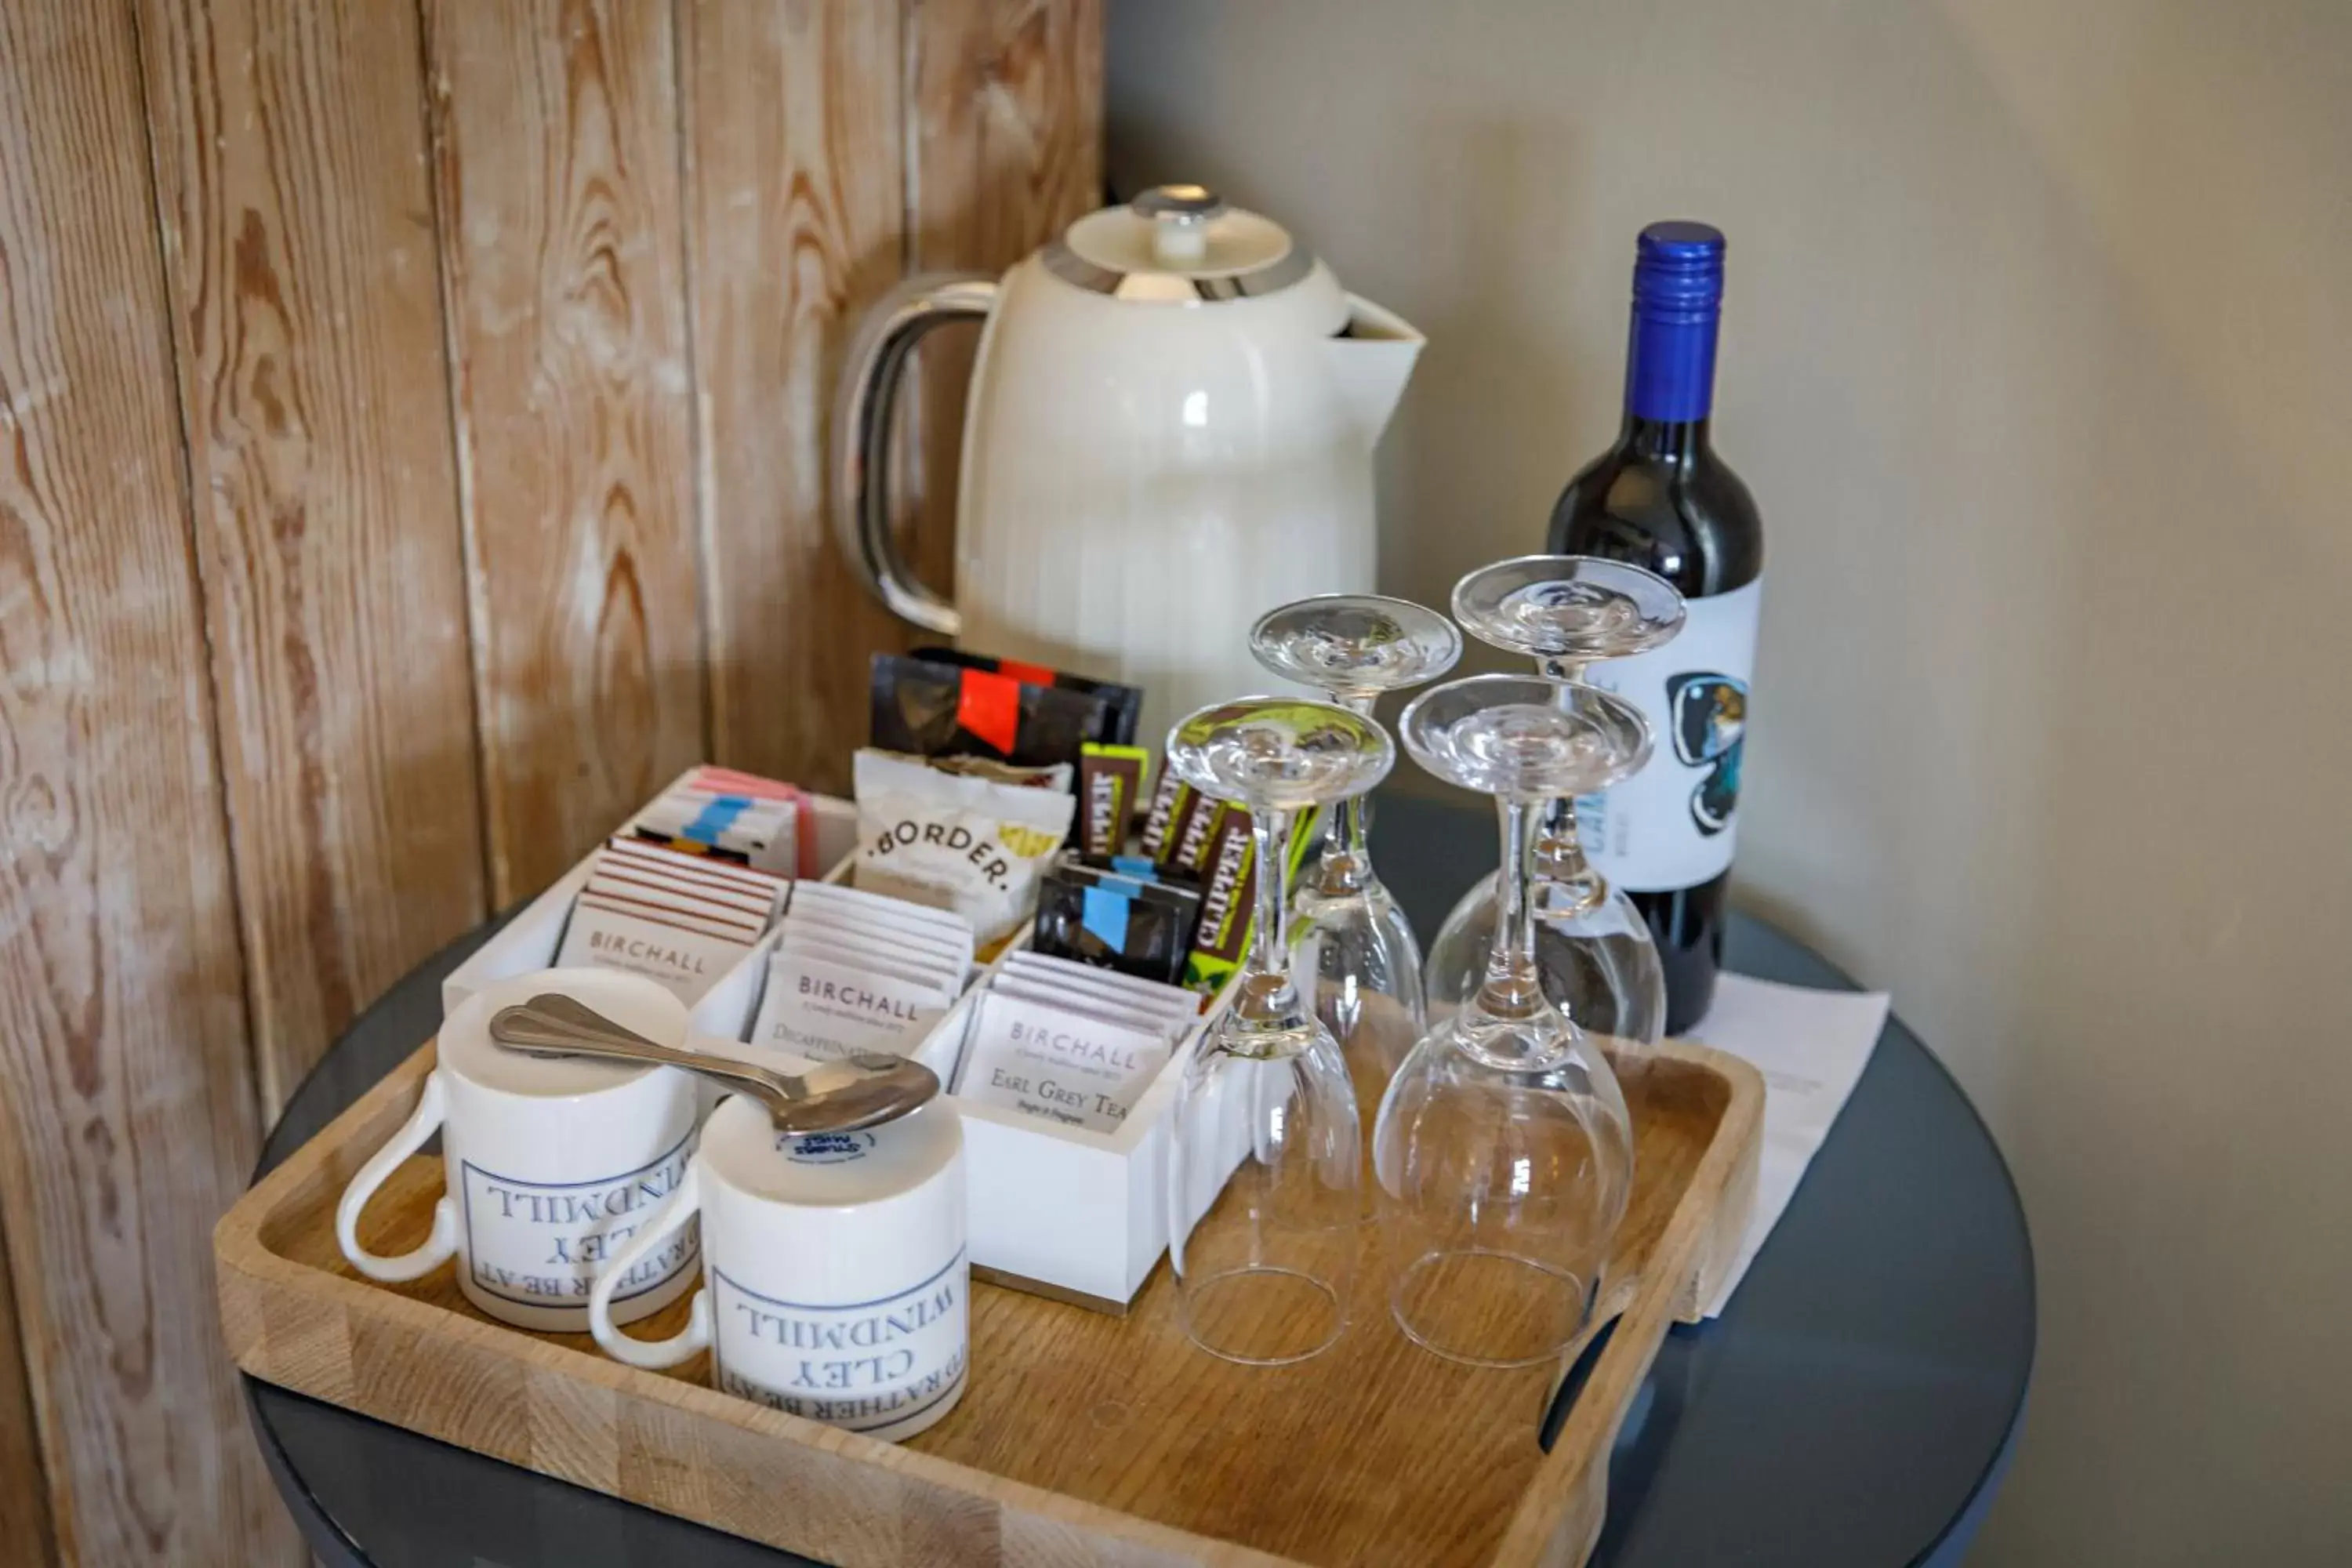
[1576,577,1759,892]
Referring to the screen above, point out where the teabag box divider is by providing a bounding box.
[439,768,860,1042]
[907,926,1245,1313]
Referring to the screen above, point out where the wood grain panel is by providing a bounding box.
[678,0,913,794]
[0,3,294,1561]
[904,0,1104,609]
[0,1215,55,1567]
[423,0,706,904]
[137,0,487,1114]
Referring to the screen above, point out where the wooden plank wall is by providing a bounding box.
[137,0,489,1116]
[681,0,913,795]
[0,3,290,1561]
[424,0,710,906]
[0,1,1102,1562]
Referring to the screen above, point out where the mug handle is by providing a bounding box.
[589,1159,710,1370]
[336,1069,459,1283]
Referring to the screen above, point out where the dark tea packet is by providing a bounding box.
[869,652,1114,770]
[1076,742,1149,856]
[1031,854,1203,985]
[909,647,1142,746]
[1166,797,1229,877]
[1138,768,1189,860]
[1182,806,1322,996]
[1136,770,1227,877]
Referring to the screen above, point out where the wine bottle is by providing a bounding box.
[1548,221,1762,1033]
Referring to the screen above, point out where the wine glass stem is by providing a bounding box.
[1534,657,1603,911]
[1479,797,1548,1022]
[1233,805,1306,1031]
[1314,694,1377,893]
[1534,798,1602,906]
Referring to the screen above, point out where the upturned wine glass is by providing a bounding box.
[1250,594,1461,1120]
[1163,696,1393,1365]
[1377,674,1643,1367]
[1424,557,1684,1081]
[1162,695,1392,1363]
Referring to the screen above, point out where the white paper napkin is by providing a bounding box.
[1682,972,1892,1317]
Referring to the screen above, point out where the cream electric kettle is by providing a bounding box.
[834,184,1423,744]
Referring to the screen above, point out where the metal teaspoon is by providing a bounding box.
[522,992,922,1084]
[487,995,939,1135]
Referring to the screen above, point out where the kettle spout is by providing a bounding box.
[1323,294,1425,445]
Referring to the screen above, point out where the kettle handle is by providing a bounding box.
[832,273,999,636]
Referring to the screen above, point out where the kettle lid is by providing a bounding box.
[1042,184,1316,303]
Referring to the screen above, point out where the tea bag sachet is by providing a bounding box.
[851,748,1075,946]
[746,884,973,1063]
[952,956,1195,1134]
[554,837,783,1003]
[629,766,815,877]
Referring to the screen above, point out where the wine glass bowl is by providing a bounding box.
[1450,556,1684,669]
[1163,696,1393,1366]
[1169,1032,1363,1363]
[1374,1051,1626,1366]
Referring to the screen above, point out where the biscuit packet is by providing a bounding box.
[851,748,1075,945]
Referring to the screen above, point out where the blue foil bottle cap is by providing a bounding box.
[1624,220,1725,423]
[1632,221,1726,321]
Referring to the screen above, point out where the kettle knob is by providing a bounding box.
[1131,183,1227,266]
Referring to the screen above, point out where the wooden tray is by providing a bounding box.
[217,1035,1762,1566]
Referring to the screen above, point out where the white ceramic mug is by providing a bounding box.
[589,1093,967,1443]
[336,968,702,1332]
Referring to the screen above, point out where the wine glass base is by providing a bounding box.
[1390,1249,1592,1369]
[1178,1265,1346,1366]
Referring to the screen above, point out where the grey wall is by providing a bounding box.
[1109,1,2352,1562]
